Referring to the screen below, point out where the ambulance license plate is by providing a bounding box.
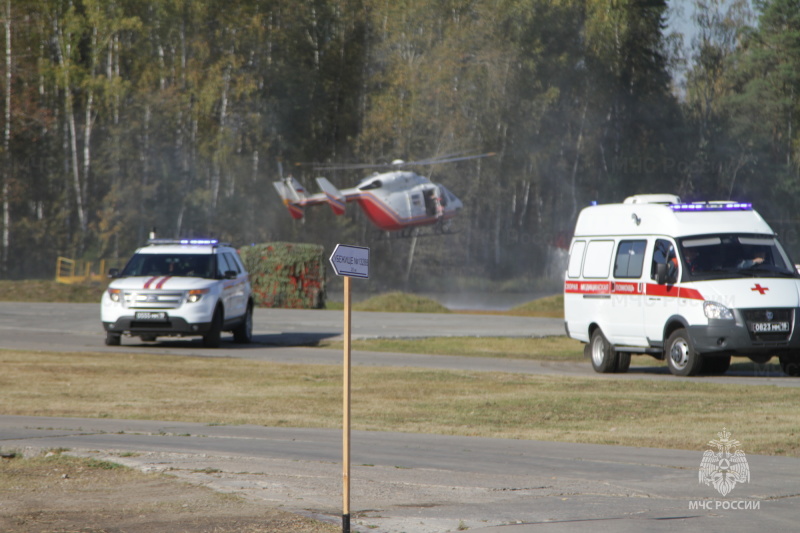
[752,321,790,333]
[135,311,167,321]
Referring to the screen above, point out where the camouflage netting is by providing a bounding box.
[239,242,326,309]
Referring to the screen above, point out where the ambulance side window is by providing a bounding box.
[583,240,615,279]
[567,240,586,278]
[614,240,647,278]
[651,239,678,282]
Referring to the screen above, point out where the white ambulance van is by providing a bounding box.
[564,194,800,377]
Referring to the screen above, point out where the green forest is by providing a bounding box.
[1,0,798,290]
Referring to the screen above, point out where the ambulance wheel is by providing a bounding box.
[666,328,703,376]
[702,356,731,375]
[778,354,800,377]
[616,352,631,373]
[590,329,618,373]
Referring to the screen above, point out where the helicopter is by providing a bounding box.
[272,152,494,234]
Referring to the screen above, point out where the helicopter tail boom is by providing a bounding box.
[315,177,347,215]
[273,176,356,220]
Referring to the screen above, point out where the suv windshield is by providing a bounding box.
[120,253,214,278]
[678,234,798,280]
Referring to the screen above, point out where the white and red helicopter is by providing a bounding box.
[273,152,494,234]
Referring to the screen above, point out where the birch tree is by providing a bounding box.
[2,0,10,274]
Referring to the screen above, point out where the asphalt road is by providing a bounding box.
[0,302,796,386]
[0,301,563,347]
[3,416,798,533]
[2,302,800,532]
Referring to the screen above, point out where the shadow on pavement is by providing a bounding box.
[119,332,340,349]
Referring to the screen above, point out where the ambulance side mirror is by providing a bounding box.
[655,263,668,285]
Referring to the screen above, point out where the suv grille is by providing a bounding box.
[122,291,184,309]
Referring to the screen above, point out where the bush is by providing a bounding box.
[239,242,326,309]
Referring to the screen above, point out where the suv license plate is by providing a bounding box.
[135,311,167,321]
[752,322,790,333]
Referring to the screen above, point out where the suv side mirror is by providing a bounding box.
[225,270,237,280]
[108,268,120,279]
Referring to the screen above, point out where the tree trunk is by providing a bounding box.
[569,103,587,222]
[2,0,10,275]
[55,20,88,247]
[138,104,150,243]
[211,66,231,213]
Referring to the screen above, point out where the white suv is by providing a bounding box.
[101,239,253,348]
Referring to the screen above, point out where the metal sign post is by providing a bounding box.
[329,244,370,533]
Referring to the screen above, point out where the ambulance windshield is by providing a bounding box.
[678,234,798,280]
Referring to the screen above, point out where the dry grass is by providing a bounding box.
[320,335,585,360]
[507,294,563,317]
[2,349,799,457]
[0,451,337,533]
[0,280,105,303]
[352,291,452,313]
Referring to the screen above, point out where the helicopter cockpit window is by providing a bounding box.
[439,186,456,204]
[358,180,382,191]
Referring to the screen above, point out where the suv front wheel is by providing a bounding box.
[105,332,121,346]
[203,307,223,348]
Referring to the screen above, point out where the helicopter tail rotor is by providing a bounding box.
[273,177,307,220]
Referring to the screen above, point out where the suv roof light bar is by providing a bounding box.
[147,238,229,246]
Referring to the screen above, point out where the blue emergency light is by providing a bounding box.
[670,202,752,212]
[179,239,219,245]
[147,238,221,246]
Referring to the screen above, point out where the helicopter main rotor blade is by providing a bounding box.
[302,151,496,171]
[407,152,496,166]
[308,162,389,171]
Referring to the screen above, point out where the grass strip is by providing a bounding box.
[319,335,585,360]
[1,349,798,457]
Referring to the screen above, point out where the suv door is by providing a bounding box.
[220,251,248,319]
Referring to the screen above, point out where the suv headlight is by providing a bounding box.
[704,301,734,320]
[107,288,121,303]
[187,288,210,303]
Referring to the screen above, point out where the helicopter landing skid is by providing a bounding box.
[377,223,458,240]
